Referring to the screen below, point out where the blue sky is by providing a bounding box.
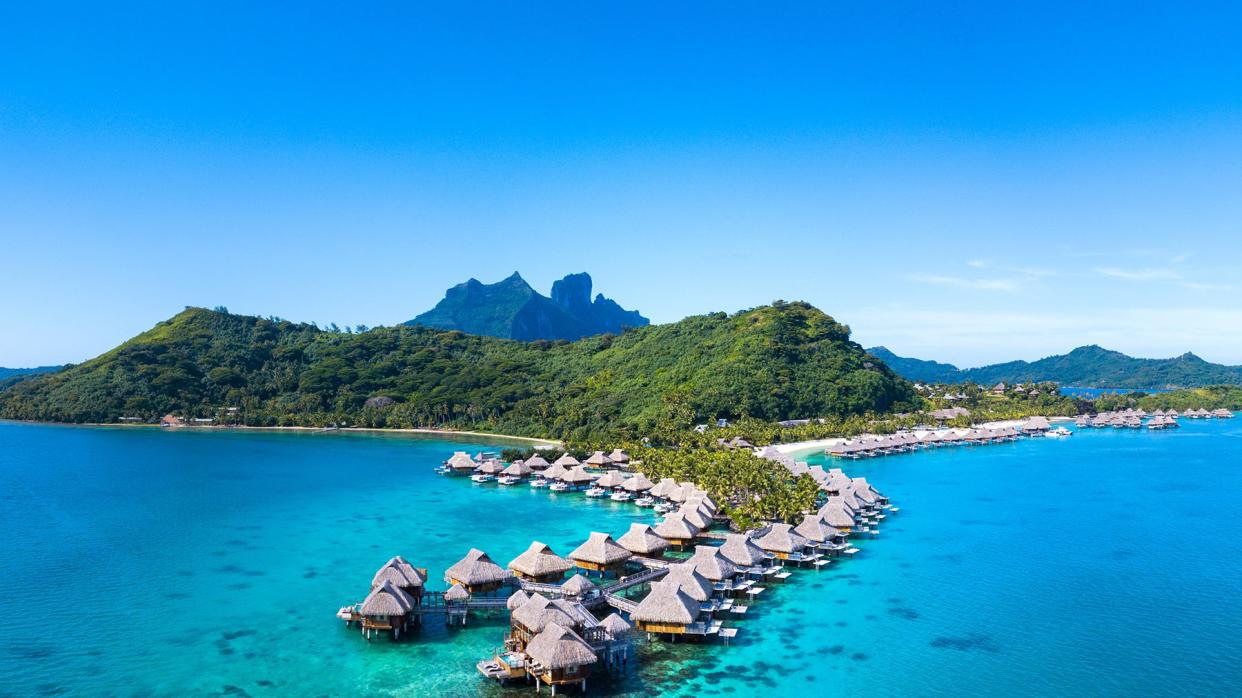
[2,3,1241,367]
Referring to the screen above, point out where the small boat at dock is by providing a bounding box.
[584,486,607,498]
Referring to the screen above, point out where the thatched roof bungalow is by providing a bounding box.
[599,612,632,640]
[687,545,739,582]
[506,590,530,611]
[444,582,470,603]
[663,562,715,602]
[525,454,551,469]
[542,462,571,480]
[524,622,597,690]
[648,478,679,499]
[553,453,581,467]
[607,448,630,465]
[794,514,846,546]
[620,473,655,492]
[359,581,416,637]
[678,503,712,530]
[631,581,702,634]
[371,556,427,599]
[508,541,573,583]
[594,470,628,489]
[818,502,857,531]
[653,512,700,548]
[501,461,533,477]
[616,523,669,558]
[560,574,599,599]
[445,548,509,593]
[752,524,810,559]
[584,451,613,467]
[561,466,599,486]
[568,532,632,574]
[446,451,476,471]
[718,533,770,568]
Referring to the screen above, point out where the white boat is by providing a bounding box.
[634,496,655,508]
[584,486,607,498]
[1047,426,1072,438]
[470,473,494,483]
[529,478,549,488]
[497,475,520,486]
[653,502,673,514]
[549,481,570,492]
[609,491,632,502]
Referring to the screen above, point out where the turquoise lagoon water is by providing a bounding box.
[1,420,1240,696]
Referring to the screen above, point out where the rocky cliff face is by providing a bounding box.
[407,272,649,341]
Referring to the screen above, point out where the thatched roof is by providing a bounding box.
[561,466,599,484]
[594,470,628,488]
[584,450,613,466]
[848,485,878,506]
[620,473,655,492]
[607,448,630,464]
[794,514,840,543]
[653,512,701,540]
[360,581,415,616]
[476,459,506,474]
[560,574,598,597]
[718,533,768,566]
[688,545,738,581]
[444,582,470,602]
[525,622,598,671]
[686,494,717,513]
[617,523,669,556]
[678,503,712,529]
[664,562,714,602]
[371,556,427,590]
[445,548,508,585]
[525,454,550,468]
[502,461,533,477]
[512,594,576,633]
[553,453,580,467]
[667,482,698,503]
[541,462,570,480]
[447,451,476,470]
[818,502,856,528]
[599,612,632,638]
[649,478,679,498]
[631,580,701,625]
[568,532,633,565]
[506,590,531,610]
[753,523,809,554]
[508,541,573,578]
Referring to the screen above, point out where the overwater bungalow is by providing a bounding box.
[568,532,632,576]
[662,562,717,605]
[501,461,533,478]
[598,613,633,667]
[718,533,771,571]
[631,581,703,636]
[445,548,509,594]
[524,622,597,694]
[445,582,470,604]
[542,462,571,481]
[1214,408,1234,418]
[818,502,858,533]
[653,512,701,549]
[752,523,812,562]
[794,514,848,553]
[553,453,581,467]
[371,556,427,603]
[584,451,614,468]
[446,451,478,474]
[507,590,531,611]
[851,477,889,506]
[678,503,712,530]
[475,459,507,476]
[561,466,599,489]
[648,478,679,500]
[593,470,628,490]
[687,545,740,586]
[359,580,417,640]
[607,448,630,466]
[509,542,574,584]
[560,574,599,601]
[526,454,551,469]
[511,594,587,641]
[619,473,655,493]
[616,523,670,558]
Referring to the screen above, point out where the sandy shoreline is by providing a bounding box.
[772,416,1073,458]
[18,420,563,449]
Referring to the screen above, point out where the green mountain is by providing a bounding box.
[407,271,648,341]
[869,345,1242,389]
[0,302,915,440]
[0,365,64,380]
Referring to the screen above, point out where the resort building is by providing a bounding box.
[445,548,509,594]
[567,532,633,576]
[508,542,574,584]
[630,581,703,636]
[524,622,598,693]
[616,523,670,558]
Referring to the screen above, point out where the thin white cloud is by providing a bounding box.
[1094,267,1182,281]
[910,274,1022,292]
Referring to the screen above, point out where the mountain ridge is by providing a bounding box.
[868,345,1242,389]
[406,271,648,341]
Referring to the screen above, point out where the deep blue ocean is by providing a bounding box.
[1,420,1239,696]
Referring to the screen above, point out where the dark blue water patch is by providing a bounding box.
[164,591,191,600]
[826,645,845,655]
[255,679,274,687]
[35,684,66,696]
[888,607,920,620]
[220,685,253,697]
[1109,549,1136,560]
[835,621,848,627]
[851,652,869,661]
[6,643,55,660]
[227,582,252,590]
[930,634,1000,653]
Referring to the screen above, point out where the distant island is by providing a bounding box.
[0,365,63,380]
[407,272,649,341]
[869,345,1242,389]
[0,302,914,440]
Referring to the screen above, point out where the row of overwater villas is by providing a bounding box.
[1076,410,1176,429]
[823,423,1047,459]
[439,450,632,483]
[338,477,892,693]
